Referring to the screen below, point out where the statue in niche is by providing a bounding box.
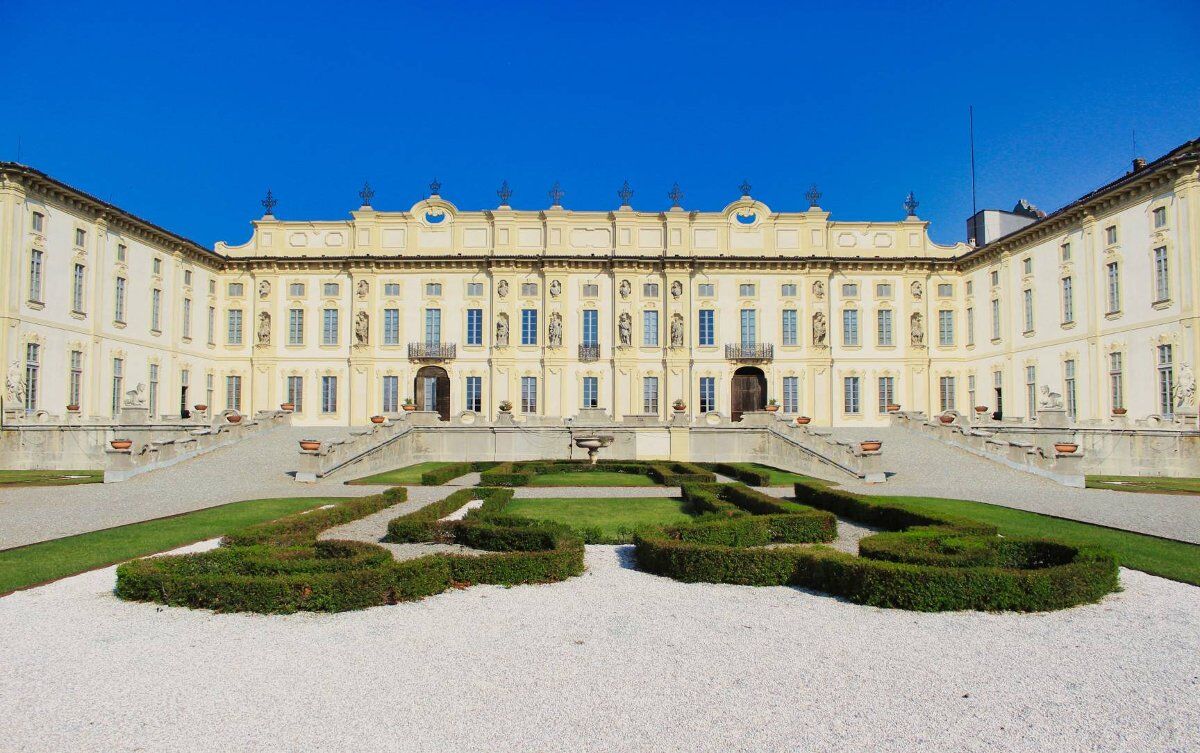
[1038,385,1063,409]
[619,279,631,299]
[812,280,825,300]
[1174,363,1196,408]
[549,279,562,298]
[256,311,271,346]
[356,279,369,299]
[548,312,563,347]
[910,280,923,300]
[812,311,827,348]
[497,280,509,298]
[257,280,271,299]
[495,313,510,347]
[670,280,683,300]
[618,312,632,346]
[910,312,925,347]
[670,313,684,347]
[6,361,25,405]
[354,311,369,345]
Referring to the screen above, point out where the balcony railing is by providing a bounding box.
[408,342,456,360]
[725,343,774,361]
[578,343,600,361]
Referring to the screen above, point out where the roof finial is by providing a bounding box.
[739,179,752,197]
[904,191,919,217]
[548,181,564,206]
[429,177,442,196]
[358,181,375,207]
[617,179,633,207]
[668,182,684,208]
[805,183,822,208]
[261,189,277,216]
[496,180,512,206]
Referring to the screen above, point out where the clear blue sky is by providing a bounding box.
[4,0,1198,247]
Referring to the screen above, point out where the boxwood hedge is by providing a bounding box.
[634,480,1119,612]
[478,459,715,486]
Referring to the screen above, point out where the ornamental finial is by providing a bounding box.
[904,191,919,217]
[359,181,375,207]
[805,183,821,208]
[261,189,277,216]
[548,181,564,206]
[617,180,633,206]
[429,177,442,196]
[496,179,512,205]
[668,182,684,208]
[739,179,752,197]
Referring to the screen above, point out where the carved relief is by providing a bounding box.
[356,279,369,299]
[670,280,683,300]
[910,312,925,347]
[670,313,684,347]
[497,280,509,298]
[812,280,825,300]
[549,280,562,298]
[619,280,631,299]
[257,280,270,299]
[910,280,923,300]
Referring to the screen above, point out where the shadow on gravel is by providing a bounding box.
[614,545,639,570]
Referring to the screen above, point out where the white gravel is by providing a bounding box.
[2,547,1197,752]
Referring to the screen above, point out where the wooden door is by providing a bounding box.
[731,368,766,421]
[415,366,451,421]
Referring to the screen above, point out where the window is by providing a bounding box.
[521,376,537,413]
[207,306,215,345]
[324,282,341,297]
[116,244,126,262]
[739,283,756,297]
[383,283,400,297]
[1061,277,1074,323]
[1158,345,1174,417]
[938,310,954,346]
[582,376,599,408]
[697,283,714,297]
[465,376,482,412]
[424,309,442,344]
[1060,242,1071,262]
[937,283,953,297]
[1025,365,1037,419]
[226,375,242,412]
[966,307,975,346]
[148,364,159,417]
[940,376,956,412]
[699,377,716,414]
[1022,289,1034,332]
[1105,225,1118,245]
[208,279,216,295]
[991,298,1001,340]
[783,376,799,413]
[781,283,797,297]
[184,299,194,340]
[740,309,756,346]
[23,343,39,411]
[877,310,893,346]
[582,283,599,297]
[642,377,659,414]
[289,282,306,297]
[286,376,304,412]
[965,281,973,296]
[990,270,999,287]
[521,282,539,297]
[643,310,660,346]
[322,309,338,345]
[75,228,86,247]
[1106,262,1121,313]
[72,264,86,312]
[382,375,399,413]
[466,309,482,346]
[151,289,162,332]
[1022,258,1032,275]
[1064,359,1077,419]
[841,283,858,297]
[31,211,44,232]
[152,258,162,276]
[781,310,798,346]
[466,282,484,297]
[383,309,400,346]
[1154,247,1169,302]
[28,249,43,302]
[698,310,715,346]
[1109,352,1124,411]
[843,376,861,414]
[227,309,243,345]
[184,269,192,286]
[582,310,598,346]
[878,376,895,414]
[876,283,893,297]
[521,309,538,346]
[228,282,244,297]
[288,309,304,345]
[967,374,976,410]
[206,373,214,410]
[1153,206,1167,229]
[111,358,123,417]
[643,283,659,297]
[842,309,859,346]
[321,376,337,413]
[68,350,83,408]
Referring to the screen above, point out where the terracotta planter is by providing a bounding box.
[402,404,416,412]
[194,404,208,412]
[110,439,133,450]
[859,440,882,452]
[939,414,956,424]
[885,404,900,413]
[280,402,295,412]
[673,404,686,412]
[1112,407,1127,416]
[298,440,322,451]
[795,416,812,425]
[66,404,80,412]
[765,404,780,412]
[974,405,989,413]
[1054,442,1079,455]
[226,414,243,424]
[370,415,385,424]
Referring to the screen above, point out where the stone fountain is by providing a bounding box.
[573,434,614,464]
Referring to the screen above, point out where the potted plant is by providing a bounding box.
[194,404,208,412]
[226,413,243,424]
[672,398,686,412]
[66,403,80,412]
[401,398,416,412]
[370,415,386,424]
[764,399,780,412]
[1054,441,1079,454]
[974,405,989,414]
[280,402,295,412]
[795,416,812,425]
[1112,407,1128,416]
[938,413,956,424]
[499,400,513,413]
[110,438,133,450]
[885,403,900,413]
[859,439,883,452]
[298,439,322,451]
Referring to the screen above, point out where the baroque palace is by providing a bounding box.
[1,138,1197,428]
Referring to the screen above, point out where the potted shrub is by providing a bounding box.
[672,398,686,412]
[795,416,812,425]
[764,399,780,413]
[280,402,295,412]
[1112,407,1128,416]
[974,405,989,414]
[298,439,322,451]
[859,439,882,452]
[110,438,133,450]
[1054,442,1079,454]
[226,413,243,424]
[370,415,386,424]
[194,404,208,412]
[885,403,900,413]
[66,403,81,412]
[401,398,416,412]
[938,413,956,424]
[499,400,513,413]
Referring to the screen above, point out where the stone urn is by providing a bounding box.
[573,435,614,464]
[370,415,386,424]
[939,414,956,424]
[795,416,812,425]
[1112,407,1127,416]
[885,404,900,413]
[298,439,322,451]
[859,439,882,453]
[1054,442,1079,455]
[974,405,989,414]
[280,402,295,412]
[110,439,133,450]
[672,401,686,412]
[498,401,513,414]
[194,404,208,412]
[67,404,80,412]
[226,414,243,424]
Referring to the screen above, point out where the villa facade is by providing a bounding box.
[1,139,1197,427]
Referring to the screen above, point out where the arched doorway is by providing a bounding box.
[731,366,766,421]
[415,365,450,421]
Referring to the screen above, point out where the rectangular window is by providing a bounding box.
[1106,262,1120,313]
[322,309,338,345]
[424,308,442,344]
[781,309,797,346]
[642,376,659,414]
[209,279,216,295]
[23,343,39,411]
[1154,247,1169,302]
[465,376,482,412]
[72,263,86,312]
[843,376,861,414]
[740,309,756,347]
[698,310,715,347]
[876,282,893,298]
[148,364,159,417]
[382,375,399,413]
[1022,258,1032,275]
[739,283,756,297]
[381,309,399,345]
[877,309,893,346]
[152,258,162,276]
[206,373,214,410]
[878,376,895,414]
[228,282,244,297]
[939,376,956,412]
[582,376,599,408]
[466,282,484,297]
[68,350,83,408]
[582,283,599,297]
[117,244,127,262]
[1022,289,1034,332]
[643,283,659,297]
[521,282,539,297]
[227,309,244,345]
[1158,345,1174,417]
[28,250,43,302]
[1153,206,1167,228]
[937,283,953,297]
[321,376,337,413]
[780,283,797,297]
[938,310,954,346]
[75,228,86,247]
[783,376,799,413]
[699,377,716,414]
[207,306,215,345]
[697,283,714,297]
[112,358,123,417]
[151,289,162,332]
[582,310,598,346]
[1105,225,1118,245]
[182,298,192,338]
[184,269,193,286]
[288,309,305,345]
[521,376,537,413]
[966,307,975,346]
[114,277,126,322]
[967,374,976,410]
[287,375,304,412]
[226,375,242,412]
[1061,277,1074,323]
[842,309,859,346]
[1060,242,1071,261]
[644,310,659,347]
[1064,359,1077,419]
[466,309,482,346]
[323,282,340,297]
[521,309,537,346]
[991,298,1001,340]
[289,282,306,297]
[31,211,44,232]
[966,281,973,296]
[990,270,1000,287]
[1026,365,1037,419]
[1109,352,1124,411]
[841,283,858,297]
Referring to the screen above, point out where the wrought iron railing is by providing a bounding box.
[578,344,600,361]
[725,343,774,361]
[408,342,456,360]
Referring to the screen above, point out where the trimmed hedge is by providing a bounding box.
[478,460,716,487]
[419,461,497,485]
[634,481,1119,612]
[703,462,773,486]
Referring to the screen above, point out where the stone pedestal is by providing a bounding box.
[119,405,150,425]
[574,407,612,425]
[1035,408,1069,429]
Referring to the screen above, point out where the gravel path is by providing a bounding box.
[1,547,1196,752]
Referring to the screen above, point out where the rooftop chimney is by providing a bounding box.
[1132,157,1147,172]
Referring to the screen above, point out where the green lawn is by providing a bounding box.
[0,496,344,596]
[503,497,692,539]
[526,470,658,487]
[1086,475,1200,496]
[347,462,463,485]
[744,464,837,487]
[0,469,103,487]
[842,491,1200,586]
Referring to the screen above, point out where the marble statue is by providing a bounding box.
[910,312,925,347]
[1174,363,1196,408]
[354,311,369,345]
[549,280,562,298]
[670,313,684,347]
[618,312,632,346]
[812,311,827,347]
[256,311,271,346]
[548,312,563,347]
[496,313,509,347]
[497,280,509,298]
[1038,385,1063,409]
[123,382,146,407]
[257,280,270,299]
[670,280,683,299]
[356,279,369,299]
